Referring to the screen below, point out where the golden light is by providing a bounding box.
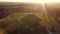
[0,0,60,3]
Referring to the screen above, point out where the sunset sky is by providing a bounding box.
[0,0,60,3]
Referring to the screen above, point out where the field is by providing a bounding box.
[0,2,60,34]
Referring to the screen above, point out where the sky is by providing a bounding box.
[0,0,60,3]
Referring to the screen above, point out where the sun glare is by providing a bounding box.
[0,0,60,3]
